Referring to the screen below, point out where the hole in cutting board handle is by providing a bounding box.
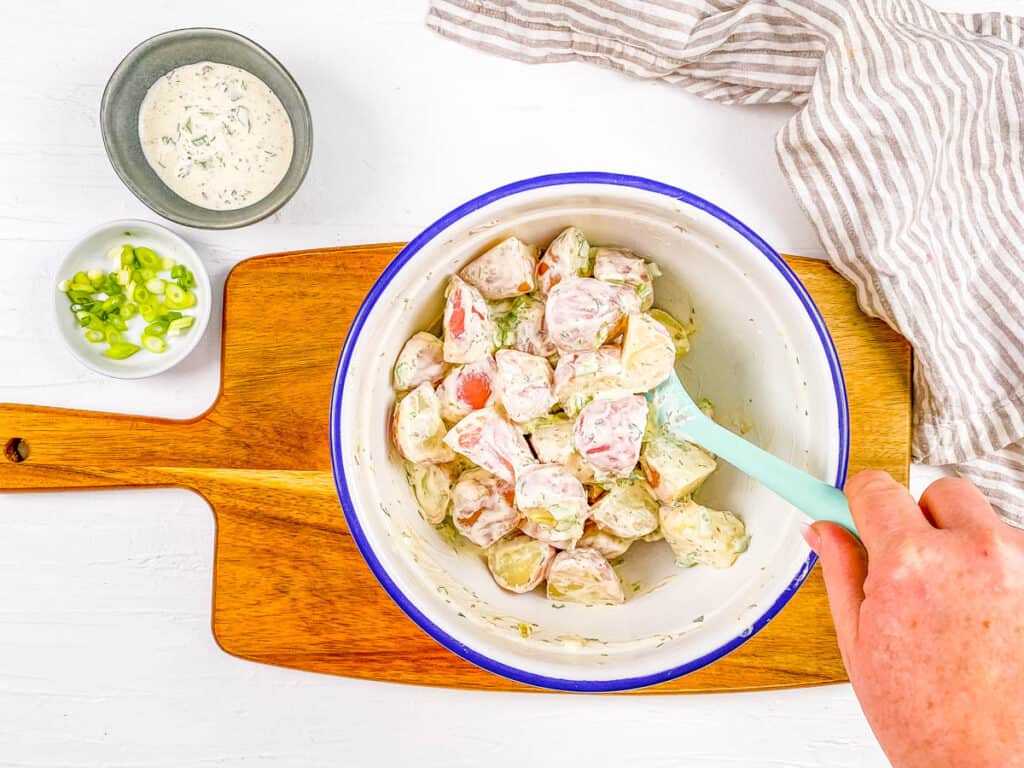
[4,438,29,463]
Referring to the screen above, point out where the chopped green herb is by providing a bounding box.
[58,244,199,362]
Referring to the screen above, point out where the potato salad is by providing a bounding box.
[391,227,750,606]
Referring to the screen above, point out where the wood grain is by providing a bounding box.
[0,244,911,693]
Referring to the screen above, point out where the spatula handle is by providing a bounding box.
[685,414,858,536]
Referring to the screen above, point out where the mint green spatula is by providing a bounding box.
[647,371,858,535]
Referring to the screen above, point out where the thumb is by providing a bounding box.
[803,521,868,659]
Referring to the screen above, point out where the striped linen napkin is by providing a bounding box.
[427,0,1024,526]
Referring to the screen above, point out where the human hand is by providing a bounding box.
[804,471,1024,768]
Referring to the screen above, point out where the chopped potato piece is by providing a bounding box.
[437,355,499,422]
[589,479,659,539]
[536,226,590,296]
[546,548,625,605]
[404,461,453,525]
[444,407,536,484]
[525,415,574,461]
[612,283,643,316]
[579,521,633,560]
[393,331,448,391]
[648,308,691,356]
[443,276,494,364]
[392,382,455,464]
[460,237,538,300]
[593,247,654,310]
[546,278,629,353]
[452,468,521,547]
[518,518,573,549]
[526,416,595,484]
[660,499,750,568]
[495,349,556,423]
[573,395,648,479]
[514,463,589,545]
[487,532,556,593]
[440,359,497,414]
[553,346,626,416]
[641,433,717,503]
[503,294,556,357]
[620,313,676,393]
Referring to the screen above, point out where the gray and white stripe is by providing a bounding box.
[427,0,1024,526]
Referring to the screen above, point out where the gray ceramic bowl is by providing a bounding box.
[101,28,312,229]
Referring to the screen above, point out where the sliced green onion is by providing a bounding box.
[139,302,159,322]
[164,284,196,309]
[101,294,125,312]
[135,247,161,270]
[59,242,198,362]
[141,334,167,353]
[170,264,195,290]
[120,246,137,268]
[168,316,195,335]
[164,284,184,303]
[175,267,195,291]
[104,342,140,360]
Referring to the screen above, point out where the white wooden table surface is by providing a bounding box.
[0,1,1003,765]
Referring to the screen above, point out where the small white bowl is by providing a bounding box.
[54,219,212,379]
[331,173,849,691]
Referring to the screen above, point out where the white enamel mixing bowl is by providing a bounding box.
[330,172,848,692]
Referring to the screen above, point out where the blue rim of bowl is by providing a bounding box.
[329,171,849,693]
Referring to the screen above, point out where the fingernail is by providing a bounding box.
[801,523,820,551]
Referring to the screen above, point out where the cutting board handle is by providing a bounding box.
[0,403,207,491]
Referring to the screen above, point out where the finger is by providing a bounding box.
[845,470,928,552]
[919,476,997,530]
[804,521,869,653]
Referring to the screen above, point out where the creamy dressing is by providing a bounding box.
[138,61,293,211]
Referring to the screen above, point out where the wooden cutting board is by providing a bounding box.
[0,244,911,693]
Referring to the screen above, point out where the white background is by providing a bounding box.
[0,1,1008,765]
